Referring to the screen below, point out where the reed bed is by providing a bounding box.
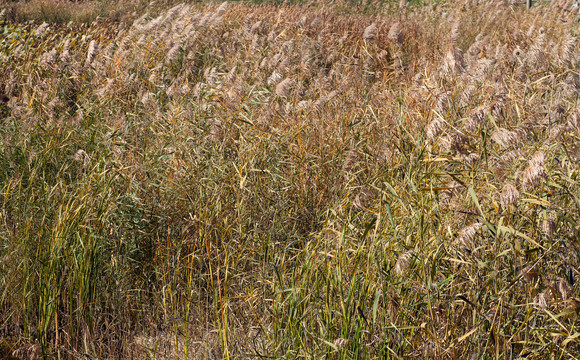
[0,0,579,358]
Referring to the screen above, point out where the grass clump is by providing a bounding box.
[0,0,579,358]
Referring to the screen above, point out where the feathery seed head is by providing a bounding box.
[500,183,520,209]
[465,106,486,132]
[522,152,547,190]
[557,279,571,300]
[86,40,98,67]
[166,41,183,63]
[363,23,377,41]
[394,250,414,276]
[40,49,57,68]
[426,116,445,140]
[250,21,262,34]
[35,22,49,37]
[73,149,90,168]
[491,128,518,149]
[12,344,41,360]
[450,19,460,45]
[334,338,348,349]
[567,107,580,130]
[530,151,545,167]
[267,71,283,86]
[216,2,228,16]
[457,223,482,249]
[559,33,576,67]
[442,46,465,74]
[275,78,293,97]
[387,22,403,44]
[533,291,551,309]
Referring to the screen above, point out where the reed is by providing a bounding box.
[0,0,578,359]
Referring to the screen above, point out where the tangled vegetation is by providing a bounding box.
[0,0,579,358]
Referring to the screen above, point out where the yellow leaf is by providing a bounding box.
[563,332,580,346]
[457,327,478,344]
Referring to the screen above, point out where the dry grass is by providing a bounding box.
[0,0,579,358]
[0,0,155,24]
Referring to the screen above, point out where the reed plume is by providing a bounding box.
[363,23,377,41]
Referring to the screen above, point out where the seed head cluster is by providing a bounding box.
[0,0,578,358]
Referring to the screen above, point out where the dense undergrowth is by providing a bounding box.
[0,0,579,358]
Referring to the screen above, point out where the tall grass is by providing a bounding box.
[0,0,579,358]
